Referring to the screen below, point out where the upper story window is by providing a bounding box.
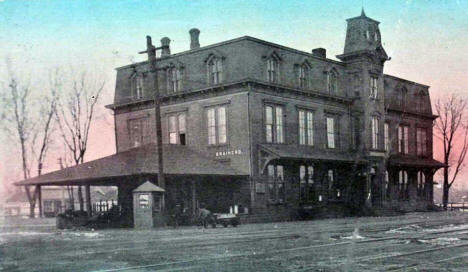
[398,125,409,154]
[416,127,427,156]
[416,91,427,113]
[131,74,145,99]
[207,106,227,145]
[397,86,408,109]
[384,122,390,152]
[168,113,186,145]
[207,57,223,85]
[167,67,182,92]
[267,58,279,83]
[267,164,285,203]
[326,116,337,149]
[298,109,314,146]
[265,105,284,144]
[370,76,378,99]
[298,63,311,89]
[327,70,338,94]
[299,165,314,202]
[128,117,149,148]
[371,116,380,150]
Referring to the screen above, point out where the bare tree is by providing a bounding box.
[55,71,105,211]
[1,62,58,217]
[434,94,468,210]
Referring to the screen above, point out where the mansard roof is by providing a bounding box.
[115,36,344,71]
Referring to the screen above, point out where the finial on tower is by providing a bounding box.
[361,7,366,17]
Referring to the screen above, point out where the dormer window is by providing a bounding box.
[327,70,338,94]
[267,58,279,83]
[299,66,307,88]
[208,58,223,84]
[167,67,182,92]
[131,74,144,99]
[298,61,311,89]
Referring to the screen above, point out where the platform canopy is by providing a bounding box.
[15,144,247,187]
[388,155,445,169]
[260,144,364,163]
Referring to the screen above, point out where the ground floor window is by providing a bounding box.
[398,170,408,200]
[267,164,285,203]
[299,165,315,202]
[327,169,342,200]
[417,171,425,197]
[384,171,390,199]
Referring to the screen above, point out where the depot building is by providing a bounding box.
[16,10,444,226]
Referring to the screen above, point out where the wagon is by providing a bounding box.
[215,213,240,227]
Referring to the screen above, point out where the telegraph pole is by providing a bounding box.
[139,36,166,199]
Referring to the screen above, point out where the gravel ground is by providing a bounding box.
[1,212,468,271]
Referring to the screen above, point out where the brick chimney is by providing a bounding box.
[312,48,326,59]
[189,28,200,50]
[160,37,171,57]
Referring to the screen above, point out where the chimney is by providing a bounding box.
[312,48,326,59]
[160,37,171,57]
[189,28,200,50]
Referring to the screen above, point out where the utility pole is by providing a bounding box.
[139,36,167,205]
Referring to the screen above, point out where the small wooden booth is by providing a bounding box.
[133,181,165,228]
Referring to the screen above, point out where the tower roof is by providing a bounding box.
[346,9,380,24]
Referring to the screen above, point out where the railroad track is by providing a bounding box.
[10,214,468,258]
[80,224,468,272]
[4,213,468,272]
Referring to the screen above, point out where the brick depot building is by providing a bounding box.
[16,10,444,224]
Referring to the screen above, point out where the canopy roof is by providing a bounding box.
[388,155,445,169]
[15,144,247,186]
[260,144,362,163]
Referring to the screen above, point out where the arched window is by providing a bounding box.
[327,70,338,94]
[167,67,182,92]
[267,58,279,83]
[265,51,281,84]
[298,61,311,89]
[131,73,144,99]
[397,86,408,109]
[208,58,223,84]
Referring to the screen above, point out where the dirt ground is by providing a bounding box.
[1,212,468,272]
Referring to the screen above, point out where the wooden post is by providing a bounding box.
[139,36,166,207]
[37,185,42,218]
[85,185,92,216]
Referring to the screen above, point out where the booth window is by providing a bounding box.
[139,194,150,209]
